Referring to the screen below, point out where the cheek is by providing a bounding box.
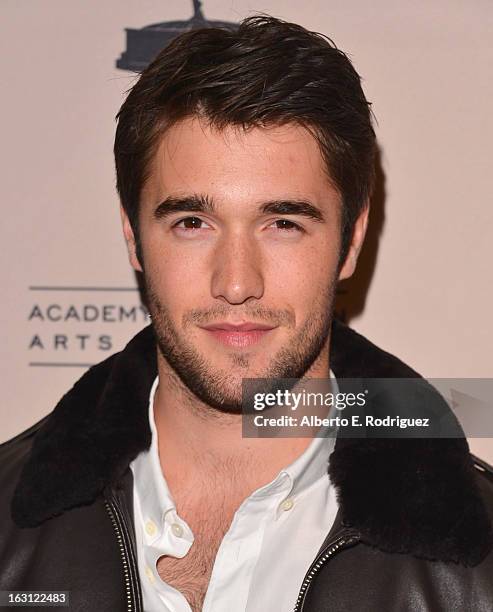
[267,237,338,292]
[143,239,206,311]
[263,238,339,325]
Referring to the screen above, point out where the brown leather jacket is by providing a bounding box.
[1,320,493,611]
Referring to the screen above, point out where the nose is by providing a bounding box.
[210,230,264,305]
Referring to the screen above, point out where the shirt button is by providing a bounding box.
[280,497,294,511]
[145,565,155,583]
[145,520,157,536]
[171,522,184,537]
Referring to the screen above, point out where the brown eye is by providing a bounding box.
[273,219,303,232]
[174,216,208,230]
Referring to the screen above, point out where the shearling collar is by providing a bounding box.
[11,319,493,566]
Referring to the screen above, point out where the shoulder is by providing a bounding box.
[0,349,120,506]
[0,415,52,538]
[0,414,51,465]
[0,415,53,499]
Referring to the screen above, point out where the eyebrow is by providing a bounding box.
[153,194,326,223]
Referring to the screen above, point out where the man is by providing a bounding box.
[1,14,492,612]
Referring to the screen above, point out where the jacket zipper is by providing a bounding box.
[104,497,142,612]
[293,531,360,612]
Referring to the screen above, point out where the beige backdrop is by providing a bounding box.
[1,0,492,462]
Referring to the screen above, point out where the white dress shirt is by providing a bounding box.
[129,372,340,612]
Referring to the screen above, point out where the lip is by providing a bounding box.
[202,321,277,332]
[200,322,277,348]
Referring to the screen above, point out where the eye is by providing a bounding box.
[173,216,211,231]
[270,219,304,233]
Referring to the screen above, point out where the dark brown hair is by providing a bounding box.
[114,14,376,268]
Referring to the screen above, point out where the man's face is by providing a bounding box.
[122,116,367,413]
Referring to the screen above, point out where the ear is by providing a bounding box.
[120,204,143,273]
[338,202,370,281]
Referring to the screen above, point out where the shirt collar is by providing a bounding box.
[250,369,339,503]
[130,376,175,527]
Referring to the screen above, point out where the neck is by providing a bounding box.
[152,347,331,497]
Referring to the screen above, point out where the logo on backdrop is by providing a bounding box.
[27,285,148,368]
[116,0,238,72]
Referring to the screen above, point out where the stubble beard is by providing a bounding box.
[144,276,338,415]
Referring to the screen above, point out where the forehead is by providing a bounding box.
[143,116,337,209]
